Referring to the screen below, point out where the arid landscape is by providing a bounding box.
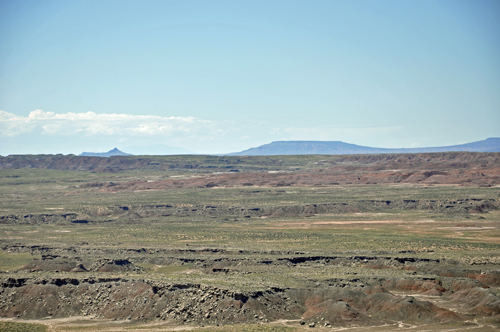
[0,152,499,331]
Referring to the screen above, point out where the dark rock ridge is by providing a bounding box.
[20,257,142,273]
[2,243,500,326]
[0,276,473,325]
[229,138,500,156]
[4,244,500,277]
[2,198,497,225]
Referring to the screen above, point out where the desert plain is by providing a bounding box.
[0,152,499,331]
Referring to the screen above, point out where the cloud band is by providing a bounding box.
[0,110,216,137]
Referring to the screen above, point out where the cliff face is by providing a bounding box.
[1,151,499,170]
[1,152,499,186]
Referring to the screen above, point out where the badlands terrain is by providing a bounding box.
[0,152,499,331]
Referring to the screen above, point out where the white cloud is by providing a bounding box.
[0,110,37,136]
[0,109,218,137]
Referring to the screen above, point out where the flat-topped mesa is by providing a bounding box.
[228,138,500,156]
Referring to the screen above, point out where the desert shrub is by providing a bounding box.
[0,321,47,332]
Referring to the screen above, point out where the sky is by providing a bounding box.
[1,0,499,155]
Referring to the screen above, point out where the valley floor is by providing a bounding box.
[1,153,499,331]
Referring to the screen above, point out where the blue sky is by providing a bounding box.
[1,0,499,155]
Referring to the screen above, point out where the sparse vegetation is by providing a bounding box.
[0,321,47,332]
[0,153,499,331]
[0,252,41,271]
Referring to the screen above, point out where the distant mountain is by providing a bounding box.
[79,148,132,157]
[228,138,500,156]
